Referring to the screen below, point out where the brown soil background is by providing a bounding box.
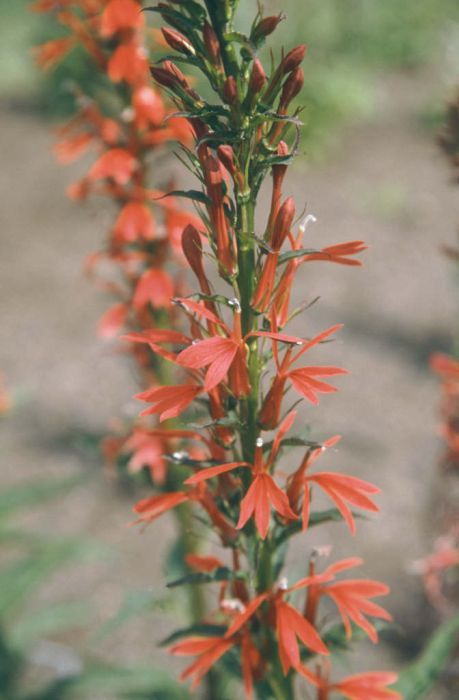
[1,70,459,698]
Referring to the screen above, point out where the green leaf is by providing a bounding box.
[274,509,350,546]
[160,623,227,647]
[394,614,459,699]
[0,477,82,520]
[154,189,211,206]
[144,6,202,35]
[278,248,320,265]
[167,566,245,588]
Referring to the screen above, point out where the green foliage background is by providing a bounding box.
[2,0,458,152]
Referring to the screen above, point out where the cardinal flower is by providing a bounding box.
[136,383,202,422]
[177,299,345,403]
[97,302,128,338]
[287,435,380,534]
[298,558,391,642]
[170,594,266,695]
[100,0,144,38]
[321,671,400,699]
[113,201,155,242]
[252,197,295,312]
[132,491,190,527]
[133,85,166,129]
[273,213,365,327]
[276,599,328,674]
[34,37,75,69]
[122,429,167,483]
[185,412,298,539]
[259,323,348,428]
[88,148,137,184]
[107,41,148,84]
[132,269,174,310]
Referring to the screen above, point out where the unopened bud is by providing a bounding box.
[272,140,290,180]
[223,75,237,104]
[281,44,306,74]
[252,14,285,43]
[272,196,295,248]
[162,60,188,88]
[280,67,304,108]
[249,58,267,94]
[203,22,221,66]
[217,144,236,175]
[150,65,179,91]
[161,28,195,56]
[182,225,204,278]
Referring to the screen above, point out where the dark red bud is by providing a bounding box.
[280,67,304,108]
[252,14,285,42]
[162,60,188,88]
[249,58,267,94]
[217,145,236,175]
[278,141,289,157]
[203,22,221,65]
[181,225,205,280]
[204,154,224,187]
[223,75,237,104]
[272,197,295,249]
[150,65,179,90]
[272,140,290,178]
[161,28,195,56]
[281,44,306,74]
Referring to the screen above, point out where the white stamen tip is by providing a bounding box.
[278,577,289,590]
[228,298,241,312]
[299,214,317,233]
[256,437,264,448]
[221,598,246,613]
[121,107,135,123]
[172,451,188,461]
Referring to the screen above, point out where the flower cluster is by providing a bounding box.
[123,2,400,697]
[32,0,205,481]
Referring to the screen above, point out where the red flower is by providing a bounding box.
[132,269,174,310]
[297,558,391,643]
[170,594,266,695]
[185,413,298,539]
[176,299,250,397]
[272,213,365,327]
[287,436,380,534]
[132,491,189,526]
[170,637,235,689]
[252,197,296,312]
[259,324,347,428]
[88,148,137,184]
[185,554,224,572]
[100,0,144,38]
[123,429,166,483]
[97,302,128,339]
[136,383,202,421]
[53,132,93,163]
[330,671,400,699]
[107,41,148,84]
[113,201,155,243]
[34,37,75,69]
[275,596,329,674]
[132,86,166,129]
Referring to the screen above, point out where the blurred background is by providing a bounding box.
[1,0,459,698]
